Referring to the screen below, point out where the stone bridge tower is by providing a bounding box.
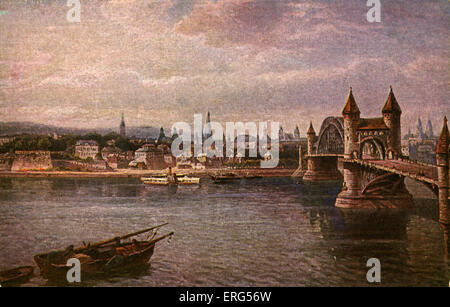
[335,86,412,208]
[436,116,449,227]
[436,116,450,258]
[382,86,402,158]
[342,87,360,159]
[307,121,316,155]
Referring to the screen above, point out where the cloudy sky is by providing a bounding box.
[0,0,448,135]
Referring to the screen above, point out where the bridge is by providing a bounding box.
[296,87,449,247]
[350,159,438,187]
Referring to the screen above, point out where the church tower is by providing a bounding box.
[294,125,300,140]
[342,87,360,159]
[119,113,126,138]
[416,117,424,138]
[204,111,212,140]
[426,118,434,138]
[279,126,285,141]
[382,86,402,157]
[157,126,165,144]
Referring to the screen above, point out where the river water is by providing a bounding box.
[0,177,448,286]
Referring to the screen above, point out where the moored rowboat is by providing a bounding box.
[0,266,34,286]
[210,172,240,183]
[33,224,173,280]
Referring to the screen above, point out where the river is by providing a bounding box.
[0,177,447,286]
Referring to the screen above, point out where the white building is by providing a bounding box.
[75,140,99,159]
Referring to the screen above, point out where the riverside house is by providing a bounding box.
[75,140,99,160]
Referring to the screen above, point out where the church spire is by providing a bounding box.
[416,117,424,138]
[119,112,126,137]
[204,111,212,140]
[426,118,433,138]
[294,125,300,139]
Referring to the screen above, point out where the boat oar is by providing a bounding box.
[75,222,169,251]
[148,231,174,245]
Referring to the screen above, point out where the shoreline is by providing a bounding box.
[0,168,296,179]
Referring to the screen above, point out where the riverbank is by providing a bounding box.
[0,168,296,179]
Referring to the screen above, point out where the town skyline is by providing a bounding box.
[0,0,449,133]
[0,98,443,139]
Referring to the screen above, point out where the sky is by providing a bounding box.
[0,0,449,135]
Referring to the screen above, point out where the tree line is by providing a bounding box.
[0,132,139,156]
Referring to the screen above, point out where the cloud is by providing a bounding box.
[0,0,448,133]
[175,0,290,48]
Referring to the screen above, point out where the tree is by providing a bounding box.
[37,137,51,150]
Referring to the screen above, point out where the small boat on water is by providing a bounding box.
[141,168,200,185]
[242,172,263,180]
[0,266,34,286]
[210,171,263,183]
[210,172,240,183]
[34,223,173,280]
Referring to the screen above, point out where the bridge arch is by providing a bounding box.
[316,117,344,154]
[360,136,386,160]
[386,148,400,160]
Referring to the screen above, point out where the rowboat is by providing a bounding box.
[210,172,240,183]
[0,266,34,286]
[34,223,173,280]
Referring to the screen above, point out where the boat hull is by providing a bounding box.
[34,242,155,280]
[0,266,34,286]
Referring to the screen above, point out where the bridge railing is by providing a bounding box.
[306,154,344,158]
[398,157,436,168]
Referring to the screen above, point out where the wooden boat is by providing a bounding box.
[244,176,262,179]
[210,172,240,183]
[34,223,173,280]
[243,173,263,180]
[0,266,34,286]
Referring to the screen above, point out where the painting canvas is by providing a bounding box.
[0,0,449,291]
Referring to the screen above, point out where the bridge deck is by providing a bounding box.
[349,159,438,185]
[307,154,344,157]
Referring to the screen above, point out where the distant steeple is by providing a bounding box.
[426,118,433,138]
[204,111,212,140]
[342,87,360,115]
[416,117,424,138]
[119,112,126,137]
[279,126,285,140]
[294,125,300,139]
[158,126,165,143]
